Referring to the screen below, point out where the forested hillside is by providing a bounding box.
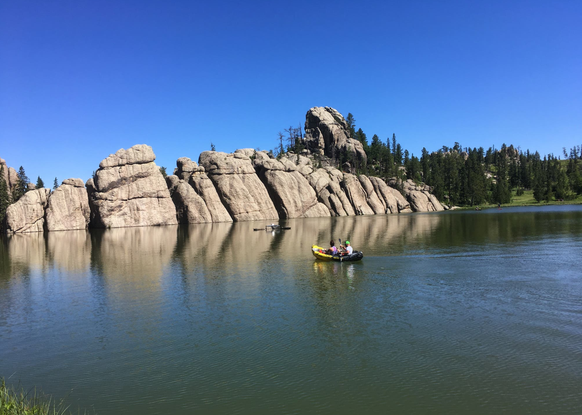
[277,113,582,207]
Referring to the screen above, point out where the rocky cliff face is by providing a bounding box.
[4,188,50,233]
[87,144,177,228]
[45,178,90,231]
[174,157,232,222]
[304,107,367,169]
[1,157,18,198]
[3,108,447,234]
[198,151,278,222]
[253,151,330,219]
[401,179,445,212]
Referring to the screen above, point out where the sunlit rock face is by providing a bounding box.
[198,151,278,222]
[306,167,355,217]
[45,178,90,231]
[0,157,18,198]
[253,152,330,219]
[303,106,367,168]
[357,175,385,215]
[401,179,444,212]
[87,145,177,228]
[173,157,232,223]
[368,177,399,214]
[4,188,50,233]
[341,173,375,215]
[167,175,213,224]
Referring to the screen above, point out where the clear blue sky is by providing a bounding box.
[1,0,581,184]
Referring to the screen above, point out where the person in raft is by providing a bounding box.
[327,240,338,255]
[344,240,353,255]
[340,240,353,255]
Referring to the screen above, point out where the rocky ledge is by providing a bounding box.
[2,107,445,233]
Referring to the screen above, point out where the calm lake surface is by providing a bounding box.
[1,205,581,414]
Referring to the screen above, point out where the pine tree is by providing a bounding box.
[0,166,10,227]
[36,176,44,189]
[12,166,29,202]
[346,113,356,138]
[53,177,59,190]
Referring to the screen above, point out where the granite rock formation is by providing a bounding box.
[402,179,445,212]
[167,175,213,224]
[45,178,91,231]
[253,152,330,219]
[0,157,18,197]
[4,188,50,233]
[198,151,278,221]
[87,144,177,228]
[303,107,367,168]
[174,157,232,222]
[306,167,355,216]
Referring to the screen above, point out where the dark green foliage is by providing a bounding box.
[12,166,29,202]
[346,113,356,138]
[159,166,167,178]
[53,177,59,190]
[210,143,216,151]
[36,176,44,189]
[0,166,10,228]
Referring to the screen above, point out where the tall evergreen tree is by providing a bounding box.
[12,166,29,202]
[0,166,10,228]
[53,177,59,190]
[346,113,356,138]
[36,176,44,189]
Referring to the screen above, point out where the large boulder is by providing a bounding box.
[358,175,386,214]
[199,151,278,221]
[167,175,213,224]
[368,177,399,214]
[341,174,375,215]
[173,157,232,222]
[45,178,90,231]
[407,190,436,212]
[87,145,177,228]
[426,192,445,211]
[303,107,367,168]
[306,167,355,216]
[0,157,18,197]
[401,179,443,212]
[4,188,50,233]
[254,156,330,219]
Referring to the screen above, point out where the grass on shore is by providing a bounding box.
[0,379,85,415]
[457,189,582,210]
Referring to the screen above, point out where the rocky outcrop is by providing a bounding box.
[358,175,385,215]
[304,107,367,168]
[402,179,444,212]
[167,175,212,224]
[426,192,445,211]
[253,152,330,219]
[174,157,232,222]
[0,157,18,197]
[87,145,177,228]
[341,174,375,215]
[306,167,355,216]
[45,178,90,231]
[368,177,399,214]
[4,188,50,233]
[199,151,278,221]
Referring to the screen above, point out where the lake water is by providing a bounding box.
[1,205,582,414]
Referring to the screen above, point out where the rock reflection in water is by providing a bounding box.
[47,231,92,273]
[91,226,178,280]
[7,233,49,272]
